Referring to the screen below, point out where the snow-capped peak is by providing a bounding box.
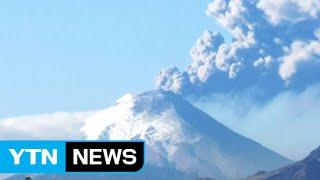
[82,90,199,147]
[114,93,136,106]
[81,90,290,179]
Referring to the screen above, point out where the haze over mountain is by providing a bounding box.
[248,146,320,180]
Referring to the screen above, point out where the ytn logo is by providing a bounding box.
[0,141,144,173]
[9,149,57,165]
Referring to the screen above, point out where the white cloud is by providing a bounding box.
[257,0,320,25]
[253,56,273,68]
[190,30,224,63]
[156,0,320,97]
[155,67,190,94]
[228,61,242,79]
[154,0,320,164]
[0,111,94,140]
[188,30,224,82]
[279,39,320,82]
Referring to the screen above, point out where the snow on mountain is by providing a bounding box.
[80,90,290,179]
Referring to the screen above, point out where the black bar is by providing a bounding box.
[65,141,144,172]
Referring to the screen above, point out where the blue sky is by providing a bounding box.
[0,0,230,117]
[0,0,319,161]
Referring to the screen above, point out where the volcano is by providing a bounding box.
[6,90,290,180]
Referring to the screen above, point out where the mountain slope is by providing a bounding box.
[7,90,290,180]
[248,146,320,180]
[81,90,290,179]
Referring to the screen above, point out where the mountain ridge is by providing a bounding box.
[81,90,291,179]
[248,146,320,180]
